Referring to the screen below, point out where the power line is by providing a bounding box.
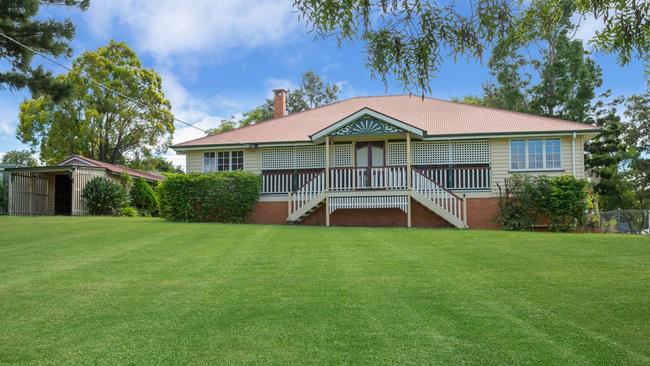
[0,32,206,133]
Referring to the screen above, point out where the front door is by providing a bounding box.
[355,142,384,188]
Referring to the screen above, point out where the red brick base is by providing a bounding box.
[249,197,501,229]
[247,201,288,225]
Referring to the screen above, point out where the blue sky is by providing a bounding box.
[0,0,647,169]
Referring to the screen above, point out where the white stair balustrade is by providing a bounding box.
[411,168,467,228]
[287,171,326,222]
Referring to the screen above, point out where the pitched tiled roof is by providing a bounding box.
[173,95,601,148]
[58,155,165,181]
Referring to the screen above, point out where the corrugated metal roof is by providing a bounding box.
[173,95,601,148]
[58,156,165,181]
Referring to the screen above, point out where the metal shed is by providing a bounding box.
[6,156,164,216]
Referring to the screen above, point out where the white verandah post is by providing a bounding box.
[325,136,331,227]
[406,133,412,228]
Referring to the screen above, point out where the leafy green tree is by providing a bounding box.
[585,111,635,210]
[628,158,650,208]
[17,41,174,165]
[1,0,89,97]
[481,1,602,122]
[126,155,182,173]
[1,149,38,166]
[624,92,650,154]
[293,0,648,93]
[206,119,238,136]
[238,71,339,127]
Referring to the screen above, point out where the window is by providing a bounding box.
[528,140,543,169]
[510,139,562,170]
[545,139,561,168]
[203,152,216,172]
[510,140,526,170]
[204,151,244,172]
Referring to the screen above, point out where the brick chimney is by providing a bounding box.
[272,89,287,118]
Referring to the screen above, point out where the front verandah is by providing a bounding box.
[260,133,489,228]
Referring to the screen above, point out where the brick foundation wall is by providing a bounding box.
[248,201,288,224]
[249,196,502,229]
[465,197,500,229]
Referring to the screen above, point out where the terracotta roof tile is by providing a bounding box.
[173,95,600,147]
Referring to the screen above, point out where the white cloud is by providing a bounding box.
[572,14,605,47]
[0,99,17,136]
[87,0,301,59]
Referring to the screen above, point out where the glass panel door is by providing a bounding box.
[355,142,384,188]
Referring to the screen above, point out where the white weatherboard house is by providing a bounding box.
[172,91,600,229]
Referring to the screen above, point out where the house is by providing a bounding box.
[6,155,164,216]
[172,91,601,229]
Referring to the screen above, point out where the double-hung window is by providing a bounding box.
[204,151,244,172]
[510,139,562,170]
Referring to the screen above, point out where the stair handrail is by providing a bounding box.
[288,170,325,215]
[411,168,466,223]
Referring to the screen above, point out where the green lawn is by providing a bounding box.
[0,217,649,365]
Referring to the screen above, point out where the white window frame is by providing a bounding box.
[203,150,244,172]
[509,138,563,172]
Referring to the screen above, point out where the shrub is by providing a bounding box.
[496,175,589,232]
[130,178,159,216]
[82,177,129,215]
[118,206,139,217]
[158,171,261,223]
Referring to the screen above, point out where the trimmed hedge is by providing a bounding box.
[158,171,261,223]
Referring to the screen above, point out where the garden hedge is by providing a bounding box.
[158,171,261,223]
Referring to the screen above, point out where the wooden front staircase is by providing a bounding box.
[287,169,467,228]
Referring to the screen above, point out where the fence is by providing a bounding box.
[600,210,650,234]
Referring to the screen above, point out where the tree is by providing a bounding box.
[480,1,602,122]
[1,149,38,167]
[624,92,650,154]
[1,0,89,98]
[293,0,649,93]
[126,155,182,173]
[207,119,238,136]
[234,71,339,128]
[585,111,635,210]
[17,41,174,165]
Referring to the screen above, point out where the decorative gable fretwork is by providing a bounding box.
[330,115,404,136]
[387,140,490,166]
[261,144,352,170]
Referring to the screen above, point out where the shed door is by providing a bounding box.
[55,175,72,215]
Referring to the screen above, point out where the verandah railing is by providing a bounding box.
[262,165,490,194]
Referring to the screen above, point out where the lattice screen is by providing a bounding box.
[261,147,295,170]
[332,144,352,167]
[387,142,406,165]
[295,146,326,168]
[451,140,490,164]
[262,146,328,169]
[408,140,490,165]
[412,141,449,165]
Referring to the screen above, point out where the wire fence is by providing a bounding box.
[600,210,650,234]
